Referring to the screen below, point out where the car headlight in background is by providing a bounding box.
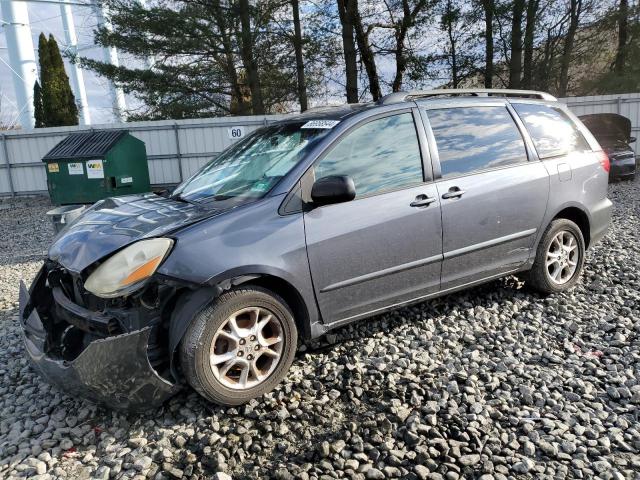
[84,238,174,298]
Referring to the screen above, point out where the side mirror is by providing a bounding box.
[311,175,356,206]
[629,136,636,143]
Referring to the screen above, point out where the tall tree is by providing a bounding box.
[35,33,78,127]
[337,0,359,102]
[558,0,583,96]
[352,0,382,100]
[390,0,431,92]
[442,0,460,87]
[439,0,479,88]
[614,0,629,74]
[522,0,541,88]
[509,0,526,88]
[291,0,309,111]
[238,0,265,114]
[480,0,495,88]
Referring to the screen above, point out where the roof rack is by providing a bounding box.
[305,104,346,113]
[378,89,557,105]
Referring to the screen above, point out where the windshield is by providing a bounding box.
[172,122,332,204]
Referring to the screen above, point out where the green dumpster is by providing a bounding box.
[42,130,151,205]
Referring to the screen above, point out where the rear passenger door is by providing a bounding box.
[422,103,549,290]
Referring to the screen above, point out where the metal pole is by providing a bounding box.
[60,2,91,125]
[1,134,16,196]
[173,124,183,182]
[1,0,37,129]
[93,0,126,122]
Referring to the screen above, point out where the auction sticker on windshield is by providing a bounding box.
[301,120,340,129]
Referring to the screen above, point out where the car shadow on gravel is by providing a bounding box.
[299,275,531,355]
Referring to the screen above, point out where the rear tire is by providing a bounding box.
[525,219,585,294]
[180,286,297,406]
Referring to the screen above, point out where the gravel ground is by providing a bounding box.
[1,180,639,480]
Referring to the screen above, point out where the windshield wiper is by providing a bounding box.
[172,193,199,205]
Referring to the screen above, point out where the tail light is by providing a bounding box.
[596,150,610,173]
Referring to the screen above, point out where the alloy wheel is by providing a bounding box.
[209,307,284,390]
[545,230,579,285]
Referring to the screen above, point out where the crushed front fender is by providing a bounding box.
[20,280,180,411]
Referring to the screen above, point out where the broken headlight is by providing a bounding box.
[84,238,174,298]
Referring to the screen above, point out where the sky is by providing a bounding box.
[0,1,121,128]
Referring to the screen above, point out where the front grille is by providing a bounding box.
[45,262,122,336]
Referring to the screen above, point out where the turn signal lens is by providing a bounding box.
[84,238,174,298]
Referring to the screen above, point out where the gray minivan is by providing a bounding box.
[19,89,612,410]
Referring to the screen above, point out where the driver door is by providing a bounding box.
[303,111,443,324]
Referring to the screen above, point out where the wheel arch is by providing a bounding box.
[166,268,318,381]
[551,205,591,248]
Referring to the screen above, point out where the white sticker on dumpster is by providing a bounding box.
[68,162,83,175]
[86,159,104,179]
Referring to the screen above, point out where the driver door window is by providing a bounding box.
[314,113,424,197]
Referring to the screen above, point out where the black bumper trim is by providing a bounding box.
[19,280,180,411]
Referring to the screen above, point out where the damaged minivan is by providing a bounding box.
[20,89,612,410]
[579,113,637,180]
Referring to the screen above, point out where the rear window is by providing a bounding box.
[513,103,590,158]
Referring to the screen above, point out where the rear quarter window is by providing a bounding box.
[513,103,591,158]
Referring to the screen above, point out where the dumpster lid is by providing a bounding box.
[43,130,128,161]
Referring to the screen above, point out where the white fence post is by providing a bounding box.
[1,134,15,196]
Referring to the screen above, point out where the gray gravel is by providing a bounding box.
[1,180,639,480]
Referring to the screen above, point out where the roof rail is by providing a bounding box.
[305,104,346,113]
[378,89,557,105]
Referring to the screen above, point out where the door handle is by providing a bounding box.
[410,194,437,207]
[441,187,466,199]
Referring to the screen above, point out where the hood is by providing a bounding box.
[48,193,223,273]
[579,113,632,145]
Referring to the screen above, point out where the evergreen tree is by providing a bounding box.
[33,81,45,128]
[35,33,79,127]
[78,0,318,119]
[35,33,50,128]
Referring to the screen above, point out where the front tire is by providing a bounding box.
[180,286,297,406]
[525,219,585,294]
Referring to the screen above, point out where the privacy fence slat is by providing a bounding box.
[1,93,639,196]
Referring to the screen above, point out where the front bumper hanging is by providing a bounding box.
[19,269,180,411]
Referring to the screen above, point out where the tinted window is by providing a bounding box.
[428,107,528,177]
[513,103,590,158]
[315,113,423,197]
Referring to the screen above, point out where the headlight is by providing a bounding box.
[84,238,174,298]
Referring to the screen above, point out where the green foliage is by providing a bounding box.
[581,2,640,94]
[79,0,319,120]
[34,33,79,127]
[33,81,45,128]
